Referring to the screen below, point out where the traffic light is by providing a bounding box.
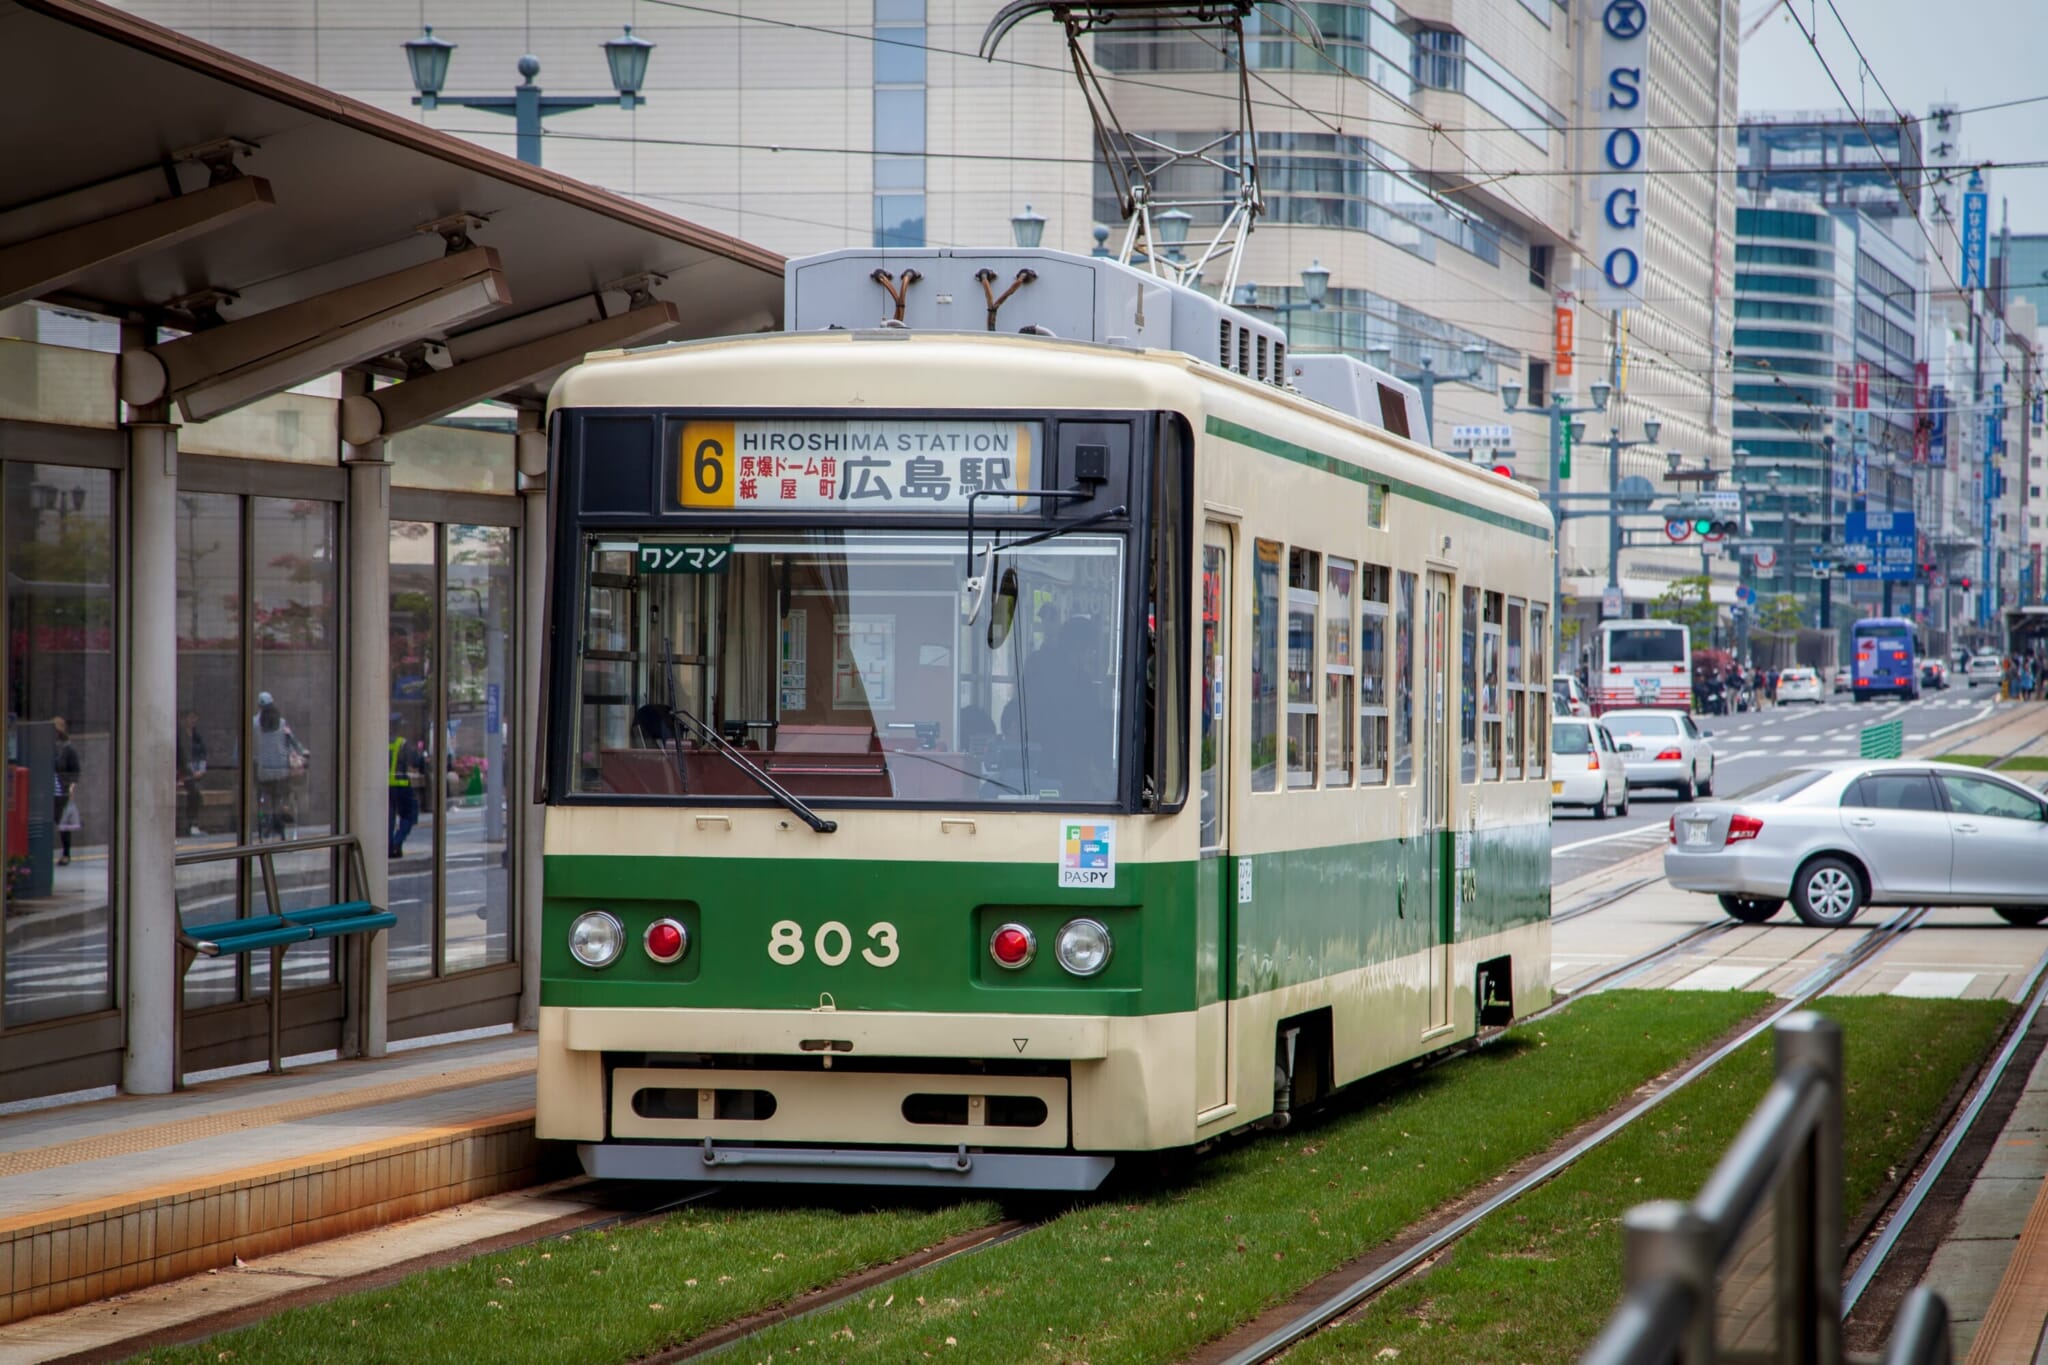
[1691,516,1737,540]
[1960,575,1973,590]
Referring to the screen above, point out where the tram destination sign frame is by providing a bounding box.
[669,417,1040,513]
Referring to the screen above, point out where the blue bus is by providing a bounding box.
[1851,616,1920,701]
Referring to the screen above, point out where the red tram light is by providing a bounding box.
[644,919,687,964]
[990,924,1035,969]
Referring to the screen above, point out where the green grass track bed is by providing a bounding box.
[127,991,1793,1365]
[127,1200,1000,1365]
[724,991,1766,1364]
[1291,995,2009,1364]
[1941,752,2048,771]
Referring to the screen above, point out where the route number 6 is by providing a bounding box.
[768,919,899,968]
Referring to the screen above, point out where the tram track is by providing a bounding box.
[1839,938,2048,1327]
[1194,904,1935,1365]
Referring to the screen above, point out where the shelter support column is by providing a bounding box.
[123,326,178,1094]
[344,370,391,1056]
[517,408,547,1030]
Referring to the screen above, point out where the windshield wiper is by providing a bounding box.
[961,487,1122,624]
[666,700,838,834]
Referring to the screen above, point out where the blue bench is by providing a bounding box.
[175,836,391,1082]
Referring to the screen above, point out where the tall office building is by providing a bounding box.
[113,0,1741,642]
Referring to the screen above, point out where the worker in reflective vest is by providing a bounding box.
[388,723,427,860]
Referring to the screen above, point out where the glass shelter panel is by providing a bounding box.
[443,525,514,973]
[388,521,439,982]
[3,465,116,1027]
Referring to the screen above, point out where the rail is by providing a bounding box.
[1580,1013,1951,1365]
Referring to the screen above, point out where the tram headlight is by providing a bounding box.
[1053,918,1113,977]
[569,910,625,968]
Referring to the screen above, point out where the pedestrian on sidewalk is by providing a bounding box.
[177,710,208,837]
[252,693,309,840]
[388,720,428,860]
[52,717,81,866]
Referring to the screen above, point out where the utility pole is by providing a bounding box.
[1501,379,1614,668]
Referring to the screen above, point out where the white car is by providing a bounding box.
[1777,666,1822,704]
[1552,673,1591,718]
[1967,653,2004,688]
[1600,708,1717,799]
[1552,718,1630,818]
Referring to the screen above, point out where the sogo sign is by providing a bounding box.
[1595,0,1649,309]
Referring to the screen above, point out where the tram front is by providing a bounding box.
[536,333,1199,1190]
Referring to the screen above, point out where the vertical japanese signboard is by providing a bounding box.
[1853,361,1869,410]
[1593,0,1649,309]
[1929,386,1948,467]
[1963,183,1989,290]
[1913,360,1930,461]
[1554,298,1576,380]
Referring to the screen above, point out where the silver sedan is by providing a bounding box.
[1601,708,1717,799]
[1663,760,2048,928]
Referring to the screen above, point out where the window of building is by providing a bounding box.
[1412,26,1465,92]
[1252,539,1281,792]
[874,23,925,84]
[1287,549,1320,788]
[1528,242,1553,290]
[874,88,925,156]
[1527,359,1549,409]
[873,195,925,249]
[1323,558,1355,785]
[1360,564,1390,784]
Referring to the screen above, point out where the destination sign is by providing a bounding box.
[674,419,1037,512]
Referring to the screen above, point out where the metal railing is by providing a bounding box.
[1581,1013,1952,1365]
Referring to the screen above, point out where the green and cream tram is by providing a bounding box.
[535,248,1555,1189]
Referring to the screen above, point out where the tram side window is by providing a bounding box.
[1481,591,1504,781]
[1505,598,1525,780]
[1323,557,1356,786]
[1529,603,1548,777]
[1359,563,1390,784]
[1251,539,1282,793]
[1460,586,1479,783]
[1286,549,1321,789]
[1367,482,1388,530]
[1147,413,1191,809]
[1393,570,1415,784]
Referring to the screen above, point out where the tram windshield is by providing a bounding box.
[570,529,1127,805]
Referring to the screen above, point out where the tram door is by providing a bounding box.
[1195,525,1235,1115]
[1422,571,1455,1034]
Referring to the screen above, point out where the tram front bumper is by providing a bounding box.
[537,1005,1195,1152]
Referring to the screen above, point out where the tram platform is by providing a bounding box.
[0,1030,549,1331]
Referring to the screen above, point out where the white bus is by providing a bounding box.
[1597,619,1692,713]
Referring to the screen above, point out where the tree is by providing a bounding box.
[1651,574,1718,636]
[1755,593,1805,636]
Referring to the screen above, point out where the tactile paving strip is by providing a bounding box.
[0,1058,534,1180]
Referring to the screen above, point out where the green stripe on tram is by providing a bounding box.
[540,822,1548,1015]
[1205,415,1552,541]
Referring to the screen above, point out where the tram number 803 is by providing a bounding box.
[768,919,900,968]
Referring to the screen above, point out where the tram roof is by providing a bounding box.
[0,0,783,418]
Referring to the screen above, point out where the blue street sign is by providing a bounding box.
[1929,386,1948,466]
[1963,187,1989,289]
[1845,509,1918,581]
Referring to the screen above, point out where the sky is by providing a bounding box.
[1738,0,2048,234]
